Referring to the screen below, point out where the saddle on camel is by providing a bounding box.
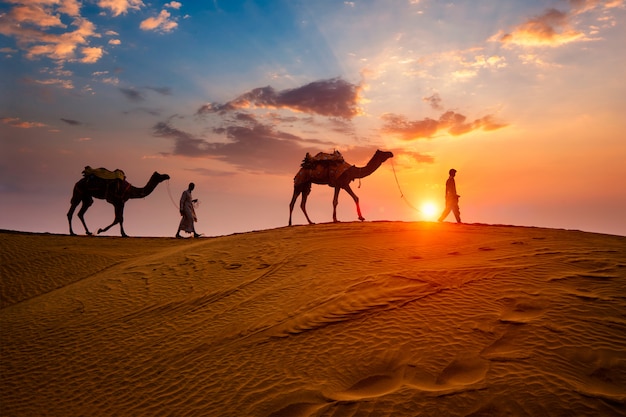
[297,150,352,187]
[83,166,126,181]
[82,166,130,197]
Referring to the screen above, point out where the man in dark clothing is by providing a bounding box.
[438,169,461,223]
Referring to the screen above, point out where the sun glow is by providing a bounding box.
[420,201,439,221]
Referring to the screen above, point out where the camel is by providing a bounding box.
[67,169,170,237]
[289,149,393,226]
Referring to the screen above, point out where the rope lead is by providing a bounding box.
[390,159,423,214]
[165,180,179,211]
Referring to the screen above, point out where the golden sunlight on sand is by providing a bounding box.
[1,222,625,416]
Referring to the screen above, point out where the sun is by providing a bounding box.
[420,201,439,221]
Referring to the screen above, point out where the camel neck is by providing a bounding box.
[353,154,386,179]
[129,176,160,199]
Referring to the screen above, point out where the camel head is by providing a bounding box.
[151,172,171,183]
[376,149,394,162]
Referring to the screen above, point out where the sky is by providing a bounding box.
[1,0,625,238]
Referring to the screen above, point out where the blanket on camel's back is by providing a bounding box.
[300,151,345,169]
[82,166,126,181]
[296,151,353,187]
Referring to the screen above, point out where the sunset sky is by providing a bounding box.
[1,0,625,237]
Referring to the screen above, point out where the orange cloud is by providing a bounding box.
[98,0,144,17]
[492,1,623,48]
[1,117,47,129]
[493,8,586,47]
[0,3,102,63]
[80,46,103,63]
[381,111,507,140]
[140,9,178,32]
[32,78,75,89]
[0,0,157,64]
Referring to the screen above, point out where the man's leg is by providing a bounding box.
[452,203,461,223]
[438,204,451,222]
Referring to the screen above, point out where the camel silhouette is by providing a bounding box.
[289,149,393,225]
[67,170,170,237]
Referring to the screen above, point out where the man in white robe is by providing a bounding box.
[176,183,201,238]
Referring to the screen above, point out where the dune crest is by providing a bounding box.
[1,222,625,416]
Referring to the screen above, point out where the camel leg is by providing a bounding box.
[343,184,365,221]
[300,185,314,225]
[68,196,94,235]
[332,187,341,223]
[288,187,300,226]
[77,197,95,235]
[98,203,128,237]
[67,201,79,236]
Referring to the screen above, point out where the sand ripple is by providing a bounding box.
[1,223,625,416]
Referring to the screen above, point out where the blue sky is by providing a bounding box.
[1,0,625,237]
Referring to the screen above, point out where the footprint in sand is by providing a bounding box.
[435,356,491,386]
[267,402,328,417]
[329,356,490,401]
[498,297,545,324]
[481,327,531,360]
[330,372,404,401]
[556,347,626,403]
[266,390,330,417]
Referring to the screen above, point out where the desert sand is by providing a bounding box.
[1,221,625,416]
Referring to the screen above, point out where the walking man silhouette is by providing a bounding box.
[438,169,461,223]
[176,182,201,238]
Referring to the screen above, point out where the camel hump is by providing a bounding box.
[82,166,126,181]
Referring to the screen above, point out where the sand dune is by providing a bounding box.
[1,222,625,416]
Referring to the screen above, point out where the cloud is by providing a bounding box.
[1,47,18,54]
[59,0,82,17]
[0,4,102,63]
[494,9,586,47]
[153,116,338,174]
[123,107,162,117]
[32,78,75,89]
[98,0,144,17]
[119,87,144,102]
[491,1,622,48]
[146,86,173,95]
[165,1,182,9]
[197,78,363,120]
[140,10,178,33]
[7,4,65,28]
[102,77,120,85]
[1,117,47,129]
[569,0,625,14]
[423,93,443,111]
[381,110,507,140]
[80,46,103,63]
[60,118,82,126]
[184,167,237,178]
[0,0,165,65]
